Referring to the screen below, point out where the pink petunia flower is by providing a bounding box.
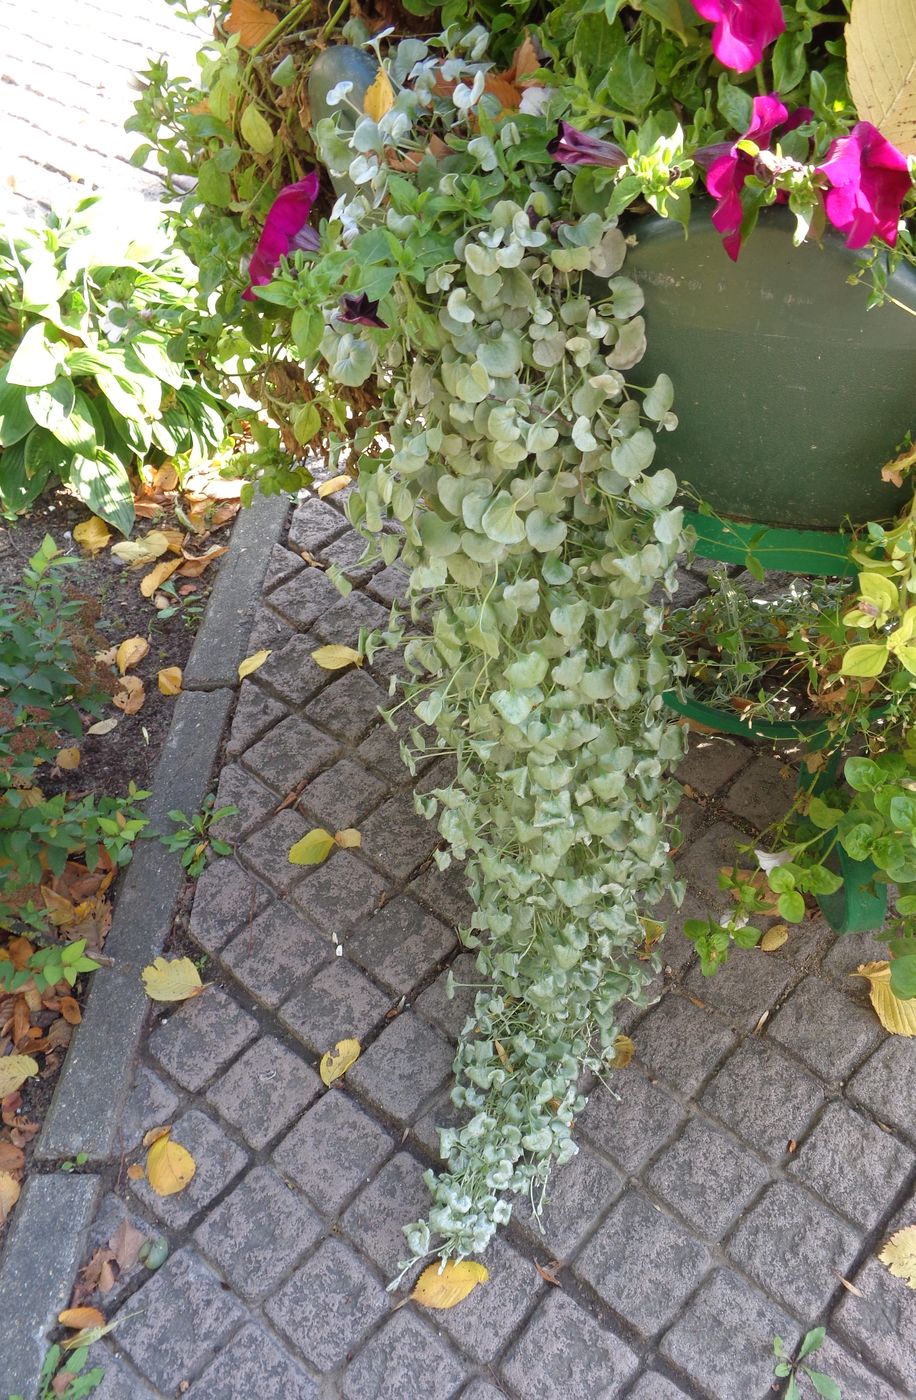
[243,173,321,302]
[817,122,912,250]
[691,0,785,73]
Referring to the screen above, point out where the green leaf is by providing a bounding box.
[240,102,275,154]
[292,306,325,358]
[24,426,72,481]
[481,491,525,545]
[840,642,888,677]
[6,324,64,387]
[777,889,805,923]
[525,509,567,552]
[797,1328,825,1360]
[68,451,135,535]
[198,159,232,207]
[807,796,844,830]
[50,389,97,455]
[805,1370,841,1400]
[25,377,75,434]
[639,0,695,40]
[291,402,321,445]
[0,437,48,513]
[611,428,655,479]
[642,373,674,422]
[889,952,916,999]
[845,757,883,791]
[0,363,36,447]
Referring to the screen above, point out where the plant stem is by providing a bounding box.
[250,0,314,59]
[316,0,351,47]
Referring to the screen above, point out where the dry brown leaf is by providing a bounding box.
[511,31,542,83]
[157,667,183,697]
[177,544,228,578]
[73,517,111,556]
[126,1163,145,1181]
[0,1142,25,1173]
[142,1124,172,1149]
[113,676,145,715]
[494,1038,510,1068]
[319,1038,361,1086]
[141,956,204,1003]
[140,558,181,598]
[152,464,179,492]
[411,1259,489,1309]
[334,828,361,850]
[146,1132,196,1196]
[0,1170,21,1222]
[109,1219,146,1272]
[0,1054,39,1098]
[852,961,916,1035]
[116,636,149,675]
[58,1306,105,1330]
[878,1225,916,1288]
[224,0,278,48]
[534,1258,562,1286]
[238,649,271,680]
[59,996,81,1025]
[364,68,395,121]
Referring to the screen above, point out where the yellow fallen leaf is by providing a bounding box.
[611,1033,636,1069]
[56,746,81,771]
[141,956,204,1003]
[58,1306,105,1330]
[335,828,361,850]
[152,463,179,492]
[311,644,362,671]
[852,961,916,1036]
[878,1225,916,1288]
[0,1171,21,1222]
[140,558,181,598]
[146,1132,196,1196]
[116,636,149,675]
[319,1038,361,1086]
[225,0,278,48]
[411,1260,489,1310]
[0,1054,39,1098]
[317,475,352,499]
[364,67,395,121]
[113,676,145,715]
[142,1124,172,1149]
[86,717,118,737]
[760,924,789,952]
[73,517,111,555]
[157,667,183,696]
[289,828,336,866]
[238,649,271,680]
[111,532,171,566]
[126,1164,145,1182]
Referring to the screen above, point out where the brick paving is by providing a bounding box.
[69,490,914,1400]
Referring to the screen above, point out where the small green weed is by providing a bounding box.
[774,1328,842,1399]
[8,1342,105,1400]
[160,794,237,876]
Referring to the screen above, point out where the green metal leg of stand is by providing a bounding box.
[664,512,887,935]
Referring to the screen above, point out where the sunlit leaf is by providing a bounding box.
[335,828,362,849]
[311,644,361,670]
[317,474,352,499]
[238,649,271,680]
[157,667,183,696]
[411,1259,489,1309]
[146,1132,196,1196]
[141,956,204,1003]
[319,1037,361,1085]
[0,1054,39,1097]
[289,828,336,865]
[113,675,145,715]
[73,516,111,555]
[140,558,181,598]
[878,1224,916,1288]
[847,0,916,155]
[364,68,395,121]
[852,961,916,1035]
[111,531,171,566]
[116,636,149,675]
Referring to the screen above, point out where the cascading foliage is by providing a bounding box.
[302,27,689,1267]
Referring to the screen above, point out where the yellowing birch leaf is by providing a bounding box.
[847,0,916,156]
[238,649,271,680]
[0,1170,21,1222]
[317,474,352,499]
[225,0,278,48]
[878,1225,916,1288]
[319,1038,361,1085]
[146,1133,196,1196]
[141,956,204,1002]
[157,667,183,696]
[140,558,181,598]
[335,828,362,849]
[73,517,111,555]
[58,1306,105,1330]
[56,746,81,770]
[611,1033,635,1068]
[411,1260,489,1309]
[113,675,145,715]
[364,68,395,121]
[311,644,362,670]
[111,532,170,566]
[0,1054,39,1097]
[289,828,336,865]
[116,636,149,675]
[760,923,789,952]
[86,717,118,737]
[852,961,916,1036]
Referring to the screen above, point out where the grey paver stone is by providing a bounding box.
[357,720,423,781]
[297,757,386,831]
[322,528,382,582]
[415,953,479,1040]
[206,1034,322,1149]
[409,859,474,928]
[280,958,391,1054]
[626,1375,692,1400]
[225,683,287,759]
[129,1109,248,1228]
[660,1268,801,1400]
[767,974,883,1081]
[268,563,346,629]
[834,1251,916,1393]
[114,1248,247,1392]
[238,808,311,895]
[253,632,331,707]
[512,1145,623,1259]
[678,819,750,900]
[149,987,257,1093]
[242,713,340,795]
[273,1090,393,1213]
[729,1181,862,1315]
[822,928,894,980]
[701,1039,823,1158]
[347,895,455,997]
[646,1117,769,1239]
[437,1236,543,1364]
[288,850,387,933]
[246,603,294,654]
[347,1011,454,1123]
[262,542,306,593]
[340,1151,430,1274]
[305,667,385,741]
[501,1290,639,1400]
[193,1164,323,1301]
[676,734,750,795]
[342,1310,467,1400]
[187,857,270,952]
[368,562,409,606]
[788,1101,913,1229]
[578,1069,685,1174]
[685,944,796,1031]
[848,1038,916,1141]
[312,589,389,647]
[184,1322,319,1399]
[221,901,331,1008]
[359,795,438,880]
[209,761,276,844]
[811,1337,910,1400]
[85,1348,159,1400]
[672,799,705,851]
[266,1236,389,1370]
[460,1384,508,1400]
[725,755,797,827]
[635,992,737,1094]
[288,494,349,552]
[120,1065,179,1153]
[574,1189,711,1336]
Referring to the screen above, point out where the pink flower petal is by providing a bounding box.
[243,173,321,301]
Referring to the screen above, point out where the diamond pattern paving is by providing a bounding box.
[77,492,916,1400]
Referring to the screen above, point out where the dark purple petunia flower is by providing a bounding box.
[337,292,388,328]
[691,0,784,74]
[547,121,627,169]
[817,122,912,250]
[243,173,321,302]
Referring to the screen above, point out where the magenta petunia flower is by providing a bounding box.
[817,122,912,250]
[337,292,388,328]
[243,173,321,302]
[547,121,627,169]
[691,0,785,73]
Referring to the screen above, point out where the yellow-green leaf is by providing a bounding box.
[847,0,916,156]
[111,532,171,566]
[240,101,275,154]
[319,1037,361,1085]
[73,516,112,556]
[760,923,789,952]
[852,961,916,1035]
[289,828,336,865]
[317,475,352,499]
[411,1260,489,1309]
[238,649,271,680]
[0,1054,39,1098]
[334,828,362,849]
[611,1033,635,1068]
[840,642,889,678]
[116,635,149,675]
[363,67,395,121]
[878,1224,916,1288]
[858,571,899,614]
[141,956,204,1003]
[311,644,362,670]
[146,1132,196,1196]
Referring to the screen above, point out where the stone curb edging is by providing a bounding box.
[0,490,289,1400]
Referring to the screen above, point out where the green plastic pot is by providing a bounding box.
[623,203,916,529]
[309,45,379,201]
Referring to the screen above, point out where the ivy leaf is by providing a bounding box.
[411,1260,489,1309]
[319,1037,361,1085]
